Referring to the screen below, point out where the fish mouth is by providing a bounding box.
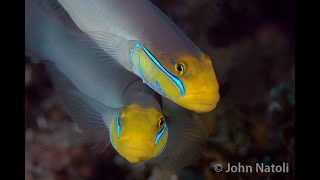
[180,93,220,113]
[119,143,153,163]
[122,149,152,163]
[187,102,217,113]
[124,154,151,163]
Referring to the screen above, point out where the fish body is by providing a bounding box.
[26,0,166,162]
[26,0,204,170]
[57,0,220,113]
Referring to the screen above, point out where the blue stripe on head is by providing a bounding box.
[150,83,155,90]
[149,83,154,90]
[142,46,185,97]
[129,43,141,65]
[154,122,167,145]
[134,43,141,48]
[156,80,166,96]
[116,112,121,138]
[129,49,134,65]
[138,55,148,83]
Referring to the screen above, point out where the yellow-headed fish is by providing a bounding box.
[56,0,220,113]
[26,0,204,170]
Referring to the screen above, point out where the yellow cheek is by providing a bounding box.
[153,130,168,157]
[110,119,168,162]
[138,52,180,100]
[109,106,168,163]
[110,118,119,150]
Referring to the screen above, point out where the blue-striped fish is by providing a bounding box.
[56,0,220,113]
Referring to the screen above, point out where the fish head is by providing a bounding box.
[110,104,168,163]
[132,43,219,113]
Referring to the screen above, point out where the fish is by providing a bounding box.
[25,0,204,171]
[56,0,220,113]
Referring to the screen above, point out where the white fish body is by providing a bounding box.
[26,0,144,109]
[57,0,199,55]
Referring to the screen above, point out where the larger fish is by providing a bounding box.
[56,0,220,113]
[25,0,204,170]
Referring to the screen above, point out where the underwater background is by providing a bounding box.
[25,0,295,179]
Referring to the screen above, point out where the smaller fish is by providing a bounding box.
[47,65,204,171]
[48,67,169,162]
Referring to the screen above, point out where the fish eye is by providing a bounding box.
[159,116,165,127]
[175,63,184,75]
[155,116,167,145]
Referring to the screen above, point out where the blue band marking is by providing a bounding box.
[134,43,141,48]
[154,122,167,145]
[156,81,166,96]
[142,46,185,97]
[129,43,141,65]
[116,112,121,138]
[170,59,174,64]
[137,55,148,83]
[129,49,134,65]
[150,83,155,90]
